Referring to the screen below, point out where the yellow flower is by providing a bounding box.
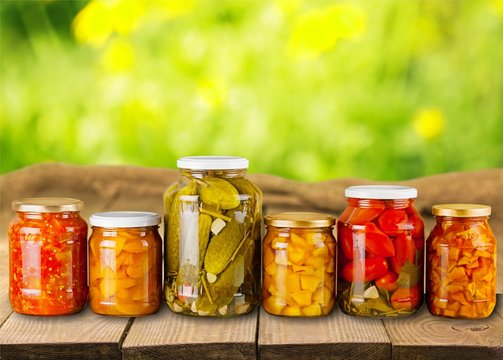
[101,38,134,73]
[413,108,445,140]
[72,0,145,47]
[289,4,366,58]
[72,1,114,47]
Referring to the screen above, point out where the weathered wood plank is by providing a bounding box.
[0,241,12,326]
[258,307,390,360]
[122,305,257,360]
[384,295,503,360]
[0,308,131,360]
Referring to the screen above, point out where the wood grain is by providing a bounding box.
[0,308,131,360]
[258,307,390,360]
[122,305,257,360]
[0,241,12,326]
[384,295,503,360]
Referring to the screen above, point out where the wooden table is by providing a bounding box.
[1,242,502,360]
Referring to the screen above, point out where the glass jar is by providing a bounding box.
[337,185,424,317]
[262,212,336,317]
[164,156,262,316]
[89,211,162,316]
[8,198,88,315]
[426,204,496,319]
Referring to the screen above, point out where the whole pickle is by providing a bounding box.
[166,181,196,273]
[197,254,244,312]
[200,177,240,209]
[228,177,262,247]
[210,254,243,308]
[198,213,212,268]
[163,183,179,215]
[204,215,245,276]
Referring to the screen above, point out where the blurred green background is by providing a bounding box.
[1,0,502,181]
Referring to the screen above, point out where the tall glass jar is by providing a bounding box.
[427,204,496,319]
[164,156,262,316]
[337,185,424,317]
[89,212,162,316]
[8,198,88,315]
[262,212,336,317]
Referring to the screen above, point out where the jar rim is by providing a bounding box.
[432,204,491,217]
[345,185,417,199]
[90,211,161,228]
[12,197,83,213]
[265,212,335,228]
[177,156,248,170]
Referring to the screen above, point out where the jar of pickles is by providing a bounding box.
[426,204,497,319]
[89,211,162,316]
[262,212,336,317]
[8,198,88,315]
[337,186,424,317]
[164,156,262,316]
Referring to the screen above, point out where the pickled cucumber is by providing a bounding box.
[199,177,240,209]
[204,216,245,276]
[198,213,212,267]
[197,254,244,312]
[166,181,196,273]
[228,177,263,247]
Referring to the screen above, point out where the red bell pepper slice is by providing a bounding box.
[363,222,395,257]
[375,271,399,291]
[339,225,361,260]
[391,234,416,273]
[348,207,384,225]
[377,209,408,236]
[391,284,421,311]
[341,257,389,283]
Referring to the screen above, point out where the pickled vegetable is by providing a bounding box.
[9,211,88,315]
[166,181,197,273]
[164,169,262,316]
[262,227,336,317]
[337,191,424,317]
[427,216,496,319]
[89,227,161,316]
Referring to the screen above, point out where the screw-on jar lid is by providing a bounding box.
[90,211,161,228]
[177,156,249,170]
[432,204,491,217]
[345,185,417,199]
[12,197,84,212]
[265,212,335,228]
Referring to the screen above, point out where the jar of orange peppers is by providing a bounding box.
[427,204,497,319]
[263,212,336,317]
[337,186,424,317]
[9,198,88,315]
[89,212,162,316]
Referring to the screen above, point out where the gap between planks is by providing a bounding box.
[121,305,258,360]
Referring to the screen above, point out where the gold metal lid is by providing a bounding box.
[432,204,491,217]
[265,212,335,228]
[12,198,84,213]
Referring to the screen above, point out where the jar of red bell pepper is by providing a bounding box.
[337,186,424,317]
[8,198,88,315]
[426,204,496,319]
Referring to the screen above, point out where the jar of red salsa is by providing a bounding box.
[8,198,88,315]
[337,186,424,317]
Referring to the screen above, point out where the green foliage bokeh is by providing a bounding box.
[1,0,502,181]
